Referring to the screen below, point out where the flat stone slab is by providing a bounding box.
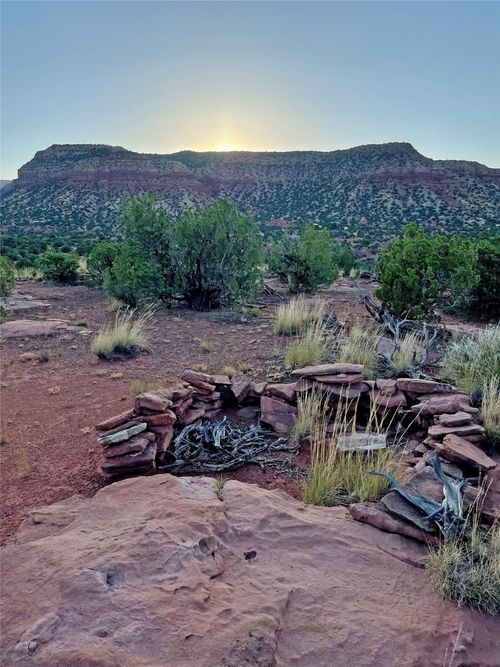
[313,374,364,385]
[381,491,436,533]
[432,434,496,471]
[350,502,436,545]
[370,389,407,409]
[230,373,252,402]
[427,423,485,441]
[291,363,364,377]
[98,422,147,446]
[0,319,83,338]
[336,432,386,452]
[411,395,478,417]
[396,379,454,395]
[436,412,475,427]
[266,382,297,402]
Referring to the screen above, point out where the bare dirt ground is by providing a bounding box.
[0,278,485,544]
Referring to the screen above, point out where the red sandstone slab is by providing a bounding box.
[396,379,454,395]
[266,383,297,402]
[96,409,135,432]
[312,374,364,385]
[432,434,496,471]
[291,363,363,377]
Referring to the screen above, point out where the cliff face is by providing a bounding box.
[1,142,499,239]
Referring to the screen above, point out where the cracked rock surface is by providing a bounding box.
[2,475,499,666]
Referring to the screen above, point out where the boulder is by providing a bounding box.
[266,382,297,403]
[230,373,252,403]
[4,476,498,666]
[432,434,496,472]
[260,411,296,434]
[396,379,454,395]
[291,363,363,377]
[250,381,267,397]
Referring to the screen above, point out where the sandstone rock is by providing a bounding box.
[97,422,147,446]
[396,379,454,395]
[313,373,365,385]
[102,436,150,459]
[432,434,496,471]
[229,373,252,403]
[260,411,296,434]
[206,374,231,386]
[324,382,369,399]
[181,369,211,384]
[370,389,407,409]
[266,382,297,402]
[204,408,223,420]
[381,491,436,533]
[96,409,136,432]
[135,389,173,413]
[260,396,298,414]
[376,335,396,360]
[375,379,397,396]
[336,432,386,452]
[350,502,436,545]
[142,410,176,427]
[436,412,474,427]
[192,392,221,404]
[482,464,500,523]
[3,476,498,666]
[179,408,206,425]
[189,381,216,395]
[250,381,267,397]
[427,423,485,442]
[291,363,363,377]
[154,425,174,454]
[411,396,478,417]
[100,441,157,474]
[171,386,193,402]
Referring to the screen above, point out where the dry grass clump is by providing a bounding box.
[222,365,237,378]
[129,379,160,397]
[15,267,42,280]
[192,363,209,373]
[285,320,327,369]
[480,377,500,447]
[339,322,382,376]
[273,296,327,335]
[91,307,153,360]
[292,389,330,440]
[392,332,424,372]
[302,400,403,506]
[445,324,500,393]
[427,523,500,616]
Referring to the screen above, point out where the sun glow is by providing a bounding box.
[216,145,234,152]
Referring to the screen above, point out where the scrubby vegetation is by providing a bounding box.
[268,224,338,292]
[273,296,327,335]
[292,389,329,440]
[444,324,500,393]
[91,307,153,360]
[38,251,80,284]
[480,377,500,447]
[427,523,500,616]
[284,320,328,369]
[338,323,381,376]
[0,256,15,298]
[129,379,160,397]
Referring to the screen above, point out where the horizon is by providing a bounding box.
[1,1,500,179]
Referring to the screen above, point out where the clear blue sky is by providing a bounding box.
[1,1,499,179]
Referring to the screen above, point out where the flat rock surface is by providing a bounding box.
[0,318,86,338]
[2,475,499,667]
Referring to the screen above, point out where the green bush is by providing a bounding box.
[87,241,119,286]
[38,251,80,283]
[467,237,500,320]
[332,241,357,274]
[376,223,479,318]
[0,256,15,298]
[268,224,338,292]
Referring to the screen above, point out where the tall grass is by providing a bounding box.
[339,322,382,375]
[302,399,403,506]
[91,307,154,360]
[14,266,43,280]
[480,377,500,447]
[445,324,500,393]
[273,296,327,335]
[292,389,330,440]
[427,521,500,616]
[392,331,424,372]
[129,379,160,397]
[284,320,327,369]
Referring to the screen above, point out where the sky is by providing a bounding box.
[1,1,499,179]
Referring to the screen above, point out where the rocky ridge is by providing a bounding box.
[2,142,499,239]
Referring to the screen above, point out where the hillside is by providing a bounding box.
[1,142,499,244]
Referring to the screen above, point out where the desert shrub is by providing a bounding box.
[467,237,500,320]
[0,256,15,298]
[285,321,327,369]
[292,389,329,440]
[174,199,263,310]
[332,241,357,274]
[339,322,382,375]
[0,304,9,321]
[268,224,338,292]
[87,241,120,286]
[444,325,500,393]
[91,307,153,360]
[480,377,500,446]
[129,379,160,397]
[222,365,237,378]
[376,223,479,318]
[427,524,500,616]
[392,331,424,372]
[273,296,327,335]
[38,251,79,283]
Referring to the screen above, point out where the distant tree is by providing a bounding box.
[174,199,263,309]
[375,223,479,318]
[467,237,500,320]
[332,241,357,274]
[38,251,80,284]
[268,224,338,292]
[87,241,120,286]
[0,256,15,298]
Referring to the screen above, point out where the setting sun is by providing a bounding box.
[216,145,234,152]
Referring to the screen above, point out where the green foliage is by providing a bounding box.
[0,256,15,298]
[38,251,79,283]
[332,241,357,274]
[375,223,479,318]
[268,224,338,292]
[174,199,263,309]
[87,241,119,285]
[467,236,500,320]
